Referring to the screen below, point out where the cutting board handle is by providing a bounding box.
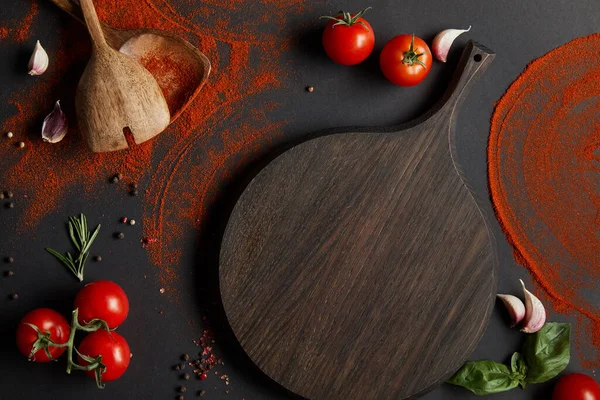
[436,40,495,116]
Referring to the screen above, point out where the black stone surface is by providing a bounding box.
[1,0,598,399]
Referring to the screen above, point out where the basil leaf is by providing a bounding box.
[523,322,571,384]
[510,352,520,373]
[447,360,520,395]
[510,352,528,388]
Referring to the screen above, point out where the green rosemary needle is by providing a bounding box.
[45,214,101,281]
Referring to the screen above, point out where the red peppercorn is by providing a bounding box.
[121,217,128,223]
[199,373,207,381]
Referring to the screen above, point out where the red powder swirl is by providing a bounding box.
[0,0,306,302]
[489,33,600,367]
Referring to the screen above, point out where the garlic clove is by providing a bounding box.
[497,294,526,328]
[28,40,49,76]
[42,101,68,143]
[432,26,471,62]
[520,279,546,333]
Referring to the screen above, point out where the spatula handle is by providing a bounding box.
[80,0,108,48]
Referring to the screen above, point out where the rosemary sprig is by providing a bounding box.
[45,214,101,281]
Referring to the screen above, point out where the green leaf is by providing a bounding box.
[510,352,528,388]
[523,322,571,384]
[45,214,101,282]
[447,360,520,395]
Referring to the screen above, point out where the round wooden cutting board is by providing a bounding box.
[219,42,498,400]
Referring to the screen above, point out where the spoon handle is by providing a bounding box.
[80,0,108,48]
[48,0,83,21]
[47,0,123,49]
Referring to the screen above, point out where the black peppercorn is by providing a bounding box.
[131,189,139,196]
[182,354,190,361]
[117,173,123,180]
[0,193,4,200]
[93,255,102,262]
[177,396,184,400]
[174,364,181,371]
[10,292,18,300]
[116,232,125,240]
[6,191,13,199]
[111,176,119,184]
[6,257,14,263]
[198,390,206,397]
[179,386,187,393]
[5,270,14,277]
[6,202,14,209]
[182,373,190,380]
[178,363,185,370]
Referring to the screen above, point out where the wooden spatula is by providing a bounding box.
[76,0,170,152]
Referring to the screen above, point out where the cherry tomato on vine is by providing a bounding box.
[380,34,432,86]
[16,308,70,362]
[74,280,129,329]
[553,373,600,400]
[321,7,375,66]
[77,330,131,382]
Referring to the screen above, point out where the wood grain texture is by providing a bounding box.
[76,0,170,152]
[51,0,210,124]
[220,41,497,400]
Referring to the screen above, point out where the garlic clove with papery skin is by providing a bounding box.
[28,40,49,76]
[42,101,68,143]
[497,294,526,328]
[432,26,471,62]
[520,279,547,333]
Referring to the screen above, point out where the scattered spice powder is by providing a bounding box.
[14,3,39,43]
[489,33,600,368]
[1,0,308,301]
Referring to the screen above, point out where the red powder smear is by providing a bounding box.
[0,1,38,43]
[489,33,600,368]
[1,0,307,301]
[14,2,39,43]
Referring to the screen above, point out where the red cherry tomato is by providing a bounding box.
[74,280,129,329]
[380,34,432,86]
[322,8,375,66]
[77,330,130,382]
[553,373,600,400]
[16,308,70,362]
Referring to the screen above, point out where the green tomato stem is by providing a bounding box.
[319,7,372,30]
[403,34,428,69]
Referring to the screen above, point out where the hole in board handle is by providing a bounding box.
[473,54,483,62]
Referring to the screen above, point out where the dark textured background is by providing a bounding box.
[1,0,598,399]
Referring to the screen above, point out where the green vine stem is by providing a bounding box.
[28,309,110,389]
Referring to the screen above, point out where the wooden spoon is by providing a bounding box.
[76,0,171,152]
[49,0,211,123]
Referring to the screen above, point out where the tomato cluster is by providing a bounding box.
[320,8,433,86]
[16,280,130,386]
